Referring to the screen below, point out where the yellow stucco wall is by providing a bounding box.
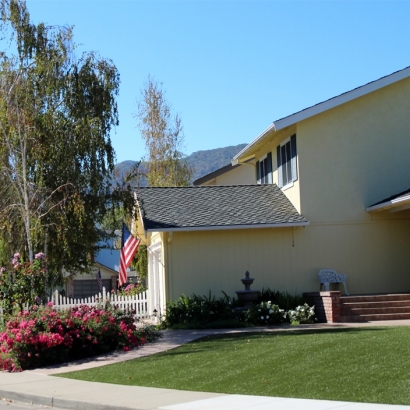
[200,164,255,186]
[165,220,410,301]
[297,77,410,223]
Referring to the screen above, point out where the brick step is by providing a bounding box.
[341,306,410,315]
[341,294,410,303]
[341,300,410,309]
[340,312,410,322]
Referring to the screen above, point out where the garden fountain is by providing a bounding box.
[235,271,260,309]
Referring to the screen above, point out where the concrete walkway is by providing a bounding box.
[1,321,410,410]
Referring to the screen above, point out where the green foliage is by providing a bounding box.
[0,253,49,316]
[134,323,161,343]
[244,301,287,326]
[136,76,193,187]
[112,282,146,297]
[101,207,129,235]
[131,245,148,279]
[257,287,308,311]
[161,292,244,329]
[161,291,315,329]
[0,0,132,274]
[287,303,316,324]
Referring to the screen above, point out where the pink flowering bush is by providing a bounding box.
[0,253,48,315]
[0,302,159,372]
[112,282,146,297]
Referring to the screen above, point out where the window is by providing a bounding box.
[277,134,297,188]
[256,152,272,184]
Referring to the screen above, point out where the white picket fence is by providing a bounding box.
[50,287,151,319]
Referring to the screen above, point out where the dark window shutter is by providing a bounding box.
[256,160,261,184]
[276,145,282,188]
[290,134,298,182]
[267,152,272,184]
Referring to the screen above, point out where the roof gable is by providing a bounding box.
[193,163,238,185]
[135,185,308,232]
[233,66,410,163]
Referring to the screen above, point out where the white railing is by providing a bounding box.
[50,287,151,319]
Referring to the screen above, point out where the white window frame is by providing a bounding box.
[277,134,297,190]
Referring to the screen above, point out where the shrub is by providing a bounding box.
[258,288,308,311]
[0,253,49,316]
[287,303,316,324]
[161,292,244,329]
[244,301,287,326]
[135,323,162,343]
[0,302,161,372]
[161,291,315,329]
[112,282,147,297]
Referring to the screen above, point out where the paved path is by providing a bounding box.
[1,321,410,409]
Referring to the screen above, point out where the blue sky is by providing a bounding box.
[24,0,410,163]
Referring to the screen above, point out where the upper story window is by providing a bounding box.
[277,134,297,189]
[256,152,272,184]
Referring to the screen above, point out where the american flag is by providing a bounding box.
[118,222,140,287]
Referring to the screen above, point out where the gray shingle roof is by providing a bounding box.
[135,185,308,232]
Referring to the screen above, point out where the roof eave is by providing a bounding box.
[134,192,148,237]
[233,66,410,163]
[232,124,276,165]
[93,261,118,274]
[366,195,410,212]
[144,221,310,233]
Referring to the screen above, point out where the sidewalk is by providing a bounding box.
[1,321,410,410]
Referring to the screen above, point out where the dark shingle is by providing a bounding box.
[135,185,308,231]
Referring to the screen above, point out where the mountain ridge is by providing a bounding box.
[114,143,247,186]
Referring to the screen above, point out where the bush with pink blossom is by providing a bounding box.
[112,282,146,297]
[0,253,49,316]
[0,302,161,372]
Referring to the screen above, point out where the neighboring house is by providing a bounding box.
[64,238,138,299]
[134,66,410,314]
[193,161,255,186]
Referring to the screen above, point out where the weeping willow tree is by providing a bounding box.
[0,0,132,276]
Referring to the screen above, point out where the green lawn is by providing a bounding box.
[56,327,410,405]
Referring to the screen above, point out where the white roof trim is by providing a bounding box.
[134,192,148,237]
[274,67,410,131]
[234,66,410,162]
[366,194,410,212]
[145,221,309,233]
[232,124,275,165]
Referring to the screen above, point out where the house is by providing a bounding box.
[134,66,410,315]
[192,161,255,186]
[64,238,139,299]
